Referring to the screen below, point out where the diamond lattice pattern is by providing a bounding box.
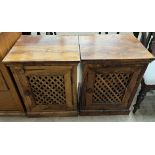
[93,73,131,104]
[27,74,66,105]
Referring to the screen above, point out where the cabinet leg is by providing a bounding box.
[133,86,148,113]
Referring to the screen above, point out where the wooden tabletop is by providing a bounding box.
[79,34,154,61]
[3,35,80,63]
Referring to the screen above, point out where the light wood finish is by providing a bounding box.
[3,35,80,63]
[4,36,80,117]
[0,32,22,60]
[80,34,154,61]
[0,32,25,115]
[79,34,154,115]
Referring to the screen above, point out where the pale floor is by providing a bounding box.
[0,90,155,122]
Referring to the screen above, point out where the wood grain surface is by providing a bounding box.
[0,32,21,60]
[0,32,24,114]
[3,35,80,63]
[79,34,154,60]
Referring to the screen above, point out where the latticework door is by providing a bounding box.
[84,65,142,110]
[92,72,131,104]
[27,74,66,105]
[14,66,74,112]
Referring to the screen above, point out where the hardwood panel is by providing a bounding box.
[0,32,21,60]
[79,35,154,60]
[10,64,78,116]
[3,36,80,63]
[0,63,24,113]
[0,32,24,115]
[0,70,8,91]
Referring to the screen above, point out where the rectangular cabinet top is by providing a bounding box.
[79,34,154,61]
[3,35,80,63]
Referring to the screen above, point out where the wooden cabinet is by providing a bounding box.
[79,35,154,115]
[3,36,80,116]
[0,32,24,115]
[0,70,8,91]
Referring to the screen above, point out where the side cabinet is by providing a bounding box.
[10,65,78,116]
[80,63,147,115]
[0,70,8,91]
[0,32,24,115]
[0,64,24,114]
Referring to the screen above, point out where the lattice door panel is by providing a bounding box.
[92,72,132,104]
[27,74,66,105]
[11,65,74,113]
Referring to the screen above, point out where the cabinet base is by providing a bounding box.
[27,111,78,117]
[0,111,25,116]
[79,109,130,116]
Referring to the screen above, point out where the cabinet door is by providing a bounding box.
[13,66,74,112]
[84,65,142,110]
[0,70,8,91]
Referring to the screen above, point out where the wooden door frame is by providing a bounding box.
[83,64,144,110]
[10,65,74,112]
